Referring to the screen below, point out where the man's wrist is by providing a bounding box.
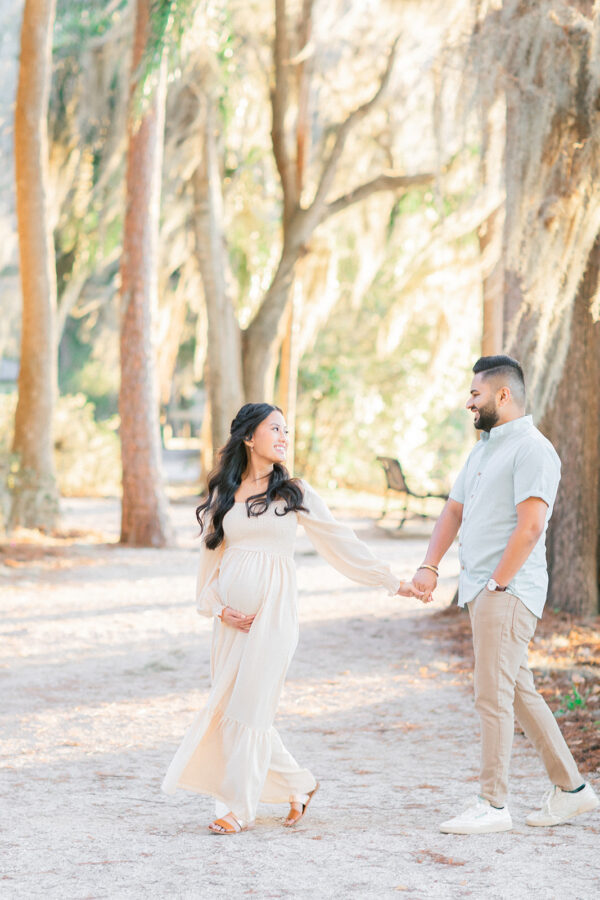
[418,563,439,577]
[486,577,507,592]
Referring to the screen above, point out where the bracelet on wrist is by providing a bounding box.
[418,564,439,576]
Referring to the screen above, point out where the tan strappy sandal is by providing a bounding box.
[283,783,320,828]
[208,813,250,835]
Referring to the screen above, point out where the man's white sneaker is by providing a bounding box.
[526,784,599,827]
[439,795,513,834]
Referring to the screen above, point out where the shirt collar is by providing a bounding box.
[481,414,533,442]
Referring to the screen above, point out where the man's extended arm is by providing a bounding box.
[411,498,463,600]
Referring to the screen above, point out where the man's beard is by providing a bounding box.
[473,400,499,432]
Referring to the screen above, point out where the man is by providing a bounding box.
[412,355,599,834]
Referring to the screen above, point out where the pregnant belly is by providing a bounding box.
[218,550,270,615]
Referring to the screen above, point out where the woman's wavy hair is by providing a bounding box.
[197,402,307,549]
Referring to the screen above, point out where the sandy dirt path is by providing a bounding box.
[1,499,599,899]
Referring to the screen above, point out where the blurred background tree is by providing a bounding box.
[11,0,59,531]
[118,0,173,547]
[471,0,600,615]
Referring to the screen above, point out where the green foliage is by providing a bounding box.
[0,394,121,501]
[294,195,481,492]
[0,450,16,536]
[59,315,120,420]
[149,0,193,51]
[54,0,130,55]
[0,396,58,530]
[54,395,121,496]
[134,0,198,111]
[554,685,589,718]
[8,467,60,532]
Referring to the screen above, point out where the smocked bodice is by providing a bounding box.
[222,500,297,558]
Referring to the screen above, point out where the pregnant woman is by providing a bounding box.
[162,402,422,834]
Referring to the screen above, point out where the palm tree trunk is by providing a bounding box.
[11,0,59,531]
[118,0,173,547]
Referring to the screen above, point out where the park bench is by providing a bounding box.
[376,456,449,529]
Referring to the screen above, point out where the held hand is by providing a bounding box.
[412,568,437,604]
[396,580,426,599]
[219,606,256,633]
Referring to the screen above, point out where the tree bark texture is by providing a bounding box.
[482,2,600,613]
[11,0,60,530]
[539,238,600,617]
[497,3,600,416]
[192,95,244,457]
[119,0,173,547]
[242,238,302,401]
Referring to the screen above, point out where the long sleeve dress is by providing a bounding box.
[161,481,400,823]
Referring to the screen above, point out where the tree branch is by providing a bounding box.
[322,171,436,220]
[295,0,313,197]
[307,36,400,221]
[271,0,296,220]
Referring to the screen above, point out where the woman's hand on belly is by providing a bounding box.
[219,606,256,633]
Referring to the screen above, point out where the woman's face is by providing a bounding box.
[248,410,289,464]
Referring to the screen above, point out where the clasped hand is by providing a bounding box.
[219,606,255,632]
[409,568,437,604]
[396,580,428,601]
[394,571,436,604]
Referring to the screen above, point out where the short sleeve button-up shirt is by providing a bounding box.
[449,415,560,618]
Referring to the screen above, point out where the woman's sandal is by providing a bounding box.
[283,782,320,828]
[208,813,249,835]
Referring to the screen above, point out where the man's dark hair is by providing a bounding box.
[472,355,526,404]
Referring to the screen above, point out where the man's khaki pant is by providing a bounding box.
[468,589,581,807]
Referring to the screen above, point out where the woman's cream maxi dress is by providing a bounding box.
[162,481,400,823]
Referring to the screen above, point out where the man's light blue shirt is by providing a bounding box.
[450,415,560,618]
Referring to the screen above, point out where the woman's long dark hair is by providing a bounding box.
[196,402,307,549]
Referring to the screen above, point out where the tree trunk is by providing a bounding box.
[192,94,244,456]
[199,4,431,408]
[242,240,301,400]
[476,3,600,614]
[11,0,60,531]
[277,0,313,441]
[119,0,173,547]
[539,237,600,617]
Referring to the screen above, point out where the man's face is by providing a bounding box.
[466,373,500,432]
